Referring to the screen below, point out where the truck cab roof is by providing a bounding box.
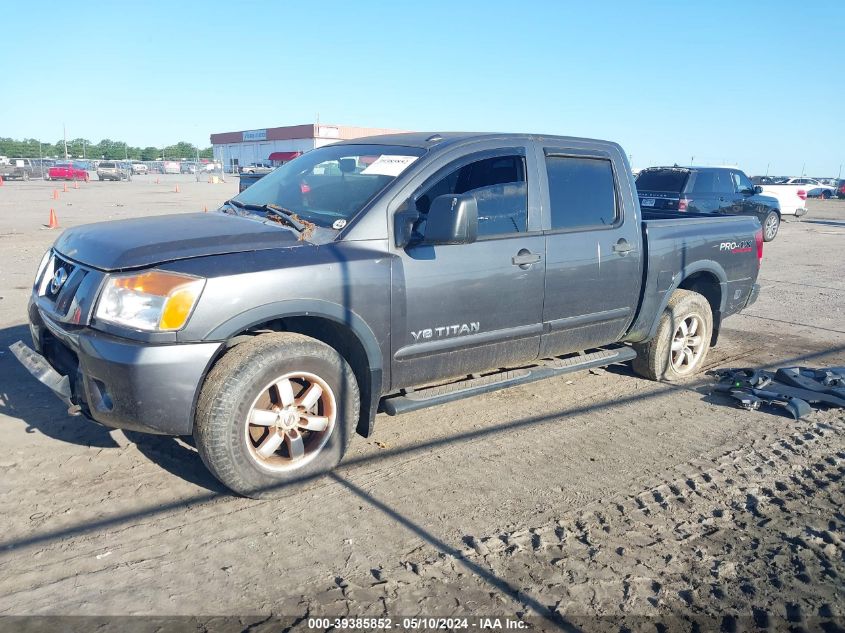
[333,131,624,153]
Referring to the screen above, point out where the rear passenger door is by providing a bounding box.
[537,146,642,357]
[687,170,722,214]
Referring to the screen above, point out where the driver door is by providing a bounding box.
[390,148,545,389]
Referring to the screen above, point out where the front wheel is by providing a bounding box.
[194,333,360,498]
[821,190,831,199]
[762,211,780,242]
[632,289,712,381]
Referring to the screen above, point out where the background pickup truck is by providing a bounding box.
[756,182,813,218]
[635,166,782,241]
[13,132,762,498]
[0,158,37,180]
[48,161,90,181]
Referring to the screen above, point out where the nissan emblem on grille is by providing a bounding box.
[50,267,68,295]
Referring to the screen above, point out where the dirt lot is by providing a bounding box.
[0,178,843,631]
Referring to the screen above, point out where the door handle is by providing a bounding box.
[613,239,633,255]
[512,250,542,268]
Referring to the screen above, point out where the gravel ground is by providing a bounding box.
[0,179,843,631]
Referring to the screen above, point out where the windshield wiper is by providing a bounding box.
[221,199,243,213]
[222,199,304,232]
[261,203,306,232]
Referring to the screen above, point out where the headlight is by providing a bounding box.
[95,271,205,331]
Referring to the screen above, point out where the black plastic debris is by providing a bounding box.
[708,366,845,421]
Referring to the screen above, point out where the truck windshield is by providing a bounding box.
[636,169,689,192]
[233,144,425,227]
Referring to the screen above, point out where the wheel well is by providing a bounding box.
[222,316,373,437]
[678,272,722,345]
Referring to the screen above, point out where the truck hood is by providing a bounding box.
[54,212,302,271]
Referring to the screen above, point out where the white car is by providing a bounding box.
[782,178,835,198]
[131,162,148,175]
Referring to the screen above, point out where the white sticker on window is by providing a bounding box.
[360,155,418,177]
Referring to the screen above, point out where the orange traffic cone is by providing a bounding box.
[0,175,4,186]
[175,184,180,193]
[203,205,207,212]
[155,177,159,184]
[47,208,59,229]
[63,182,68,193]
[53,189,59,200]
[73,180,79,190]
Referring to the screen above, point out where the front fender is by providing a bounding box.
[204,298,382,370]
[201,299,384,438]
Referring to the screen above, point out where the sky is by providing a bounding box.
[2,0,843,176]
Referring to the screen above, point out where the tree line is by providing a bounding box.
[0,137,214,161]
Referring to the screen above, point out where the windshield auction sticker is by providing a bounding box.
[360,155,419,177]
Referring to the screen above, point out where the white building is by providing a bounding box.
[210,123,406,171]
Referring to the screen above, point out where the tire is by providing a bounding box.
[632,289,713,382]
[194,332,360,498]
[22,171,29,181]
[84,173,89,182]
[762,210,780,242]
[821,190,831,199]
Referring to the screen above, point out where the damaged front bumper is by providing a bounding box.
[9,340,79,414]
[12,306,222,436]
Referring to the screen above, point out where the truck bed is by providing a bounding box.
[624,210,762,342]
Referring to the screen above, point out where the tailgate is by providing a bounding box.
[637,190,683,211]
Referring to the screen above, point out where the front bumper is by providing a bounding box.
[14,306,222,436]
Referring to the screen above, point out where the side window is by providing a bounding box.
[416,154,527,238]
[691,171,717,193]
[545,156,616,230]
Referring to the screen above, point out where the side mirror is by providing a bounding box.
[753,185,763,194]
[423,193,478,245]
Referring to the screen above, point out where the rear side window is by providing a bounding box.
[100,162,115,168]
[691,171,717,193]
[545,156,617,230]
[635,169,689,192]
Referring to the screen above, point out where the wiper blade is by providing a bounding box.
[261,203,306,232]
[223,199,305,233]
[220,199,243,213]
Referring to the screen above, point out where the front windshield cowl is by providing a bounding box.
[233,144,425,229]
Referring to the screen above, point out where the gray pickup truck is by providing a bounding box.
[0,158,37,180]
[12,132,763,497]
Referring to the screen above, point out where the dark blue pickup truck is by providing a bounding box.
[13,132,763,497]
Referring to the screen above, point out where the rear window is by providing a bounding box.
[100,162,116,168]
[635,169,689,193]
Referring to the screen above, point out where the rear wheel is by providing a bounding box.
[22,172,29,181]
[821,190,831,199]
[632,289,712,381]
[762,211,780,242]
[194,333,359,498]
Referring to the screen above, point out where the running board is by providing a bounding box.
[379,346,637,416]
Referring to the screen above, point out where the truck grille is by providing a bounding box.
[36,252,89,320]
[43,254,76,300]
